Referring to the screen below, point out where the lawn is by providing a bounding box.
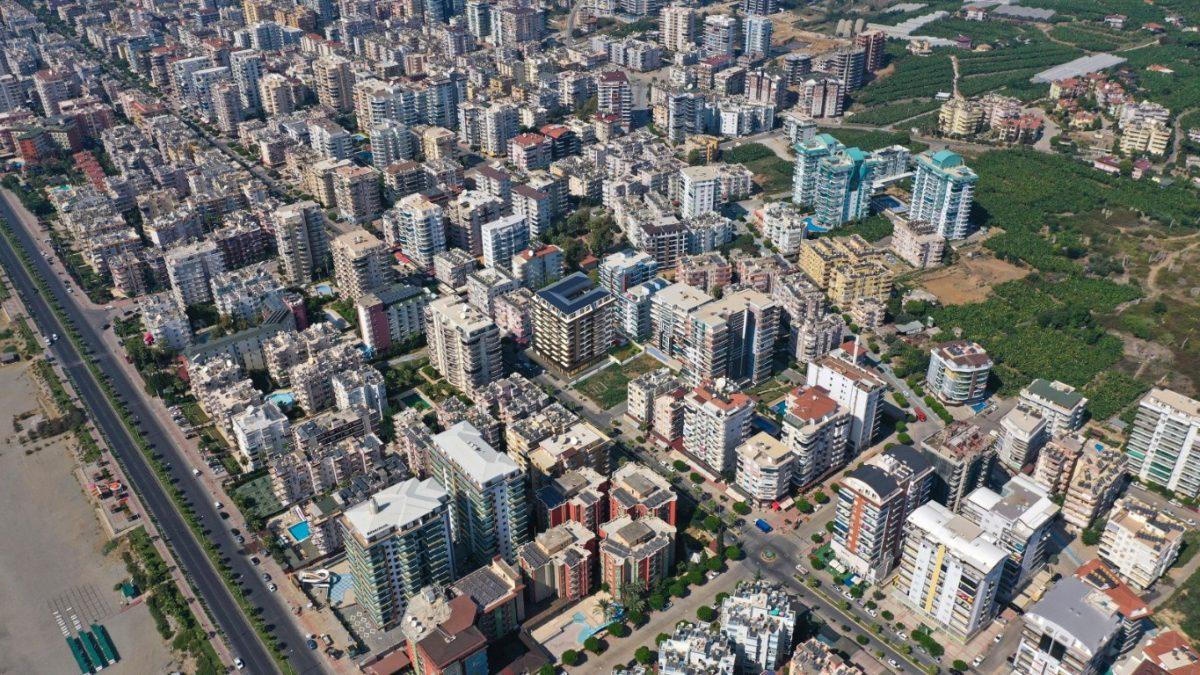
[574,354,666,409]
[849,99,942,126]
[1165,562,1200,642]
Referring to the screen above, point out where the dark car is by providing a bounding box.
[306,640,318,650]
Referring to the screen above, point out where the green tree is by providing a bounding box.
[703,515,721,532]
[814,491,829,504]
[656,632,671,646]
[953,660,969,673]
[725,545,743,560]
[732,502,751,515]
[697,605,716,622]
[648,593,666,610]
[796,499,814,514]
[584,636,603,654]
[635,646,654,665]
[562,649,580,666]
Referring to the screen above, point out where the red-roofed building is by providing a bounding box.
[783,385,852,489]
[507,132,552,171]
[683,385,755,475]
[1134,631,1200,675]
[1074,558,1152,655]
[401,592,489,675]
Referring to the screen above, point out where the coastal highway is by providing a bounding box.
[0,193,325,675]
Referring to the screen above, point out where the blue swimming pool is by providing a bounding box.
[269,391,295,408]
[314,283,334,296]
[288,521,311,542]
[770,401,788,415]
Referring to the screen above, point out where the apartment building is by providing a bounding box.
[688,289,779,386]
[609,461,677,525]
[1118,120,1171,157]
[1033,433,1085,496]
[926,340,992,405]
[332,368,389,422]
[383,194,447,272]
[920,421,997,512]
[466,268,519,317]
[782,385,852,489]
[526,421,612,485]
[425,296,503,398]
[679,164,721,219]
[332,229,393,300]
[627,368,679,427]
[650,282,713,358]
[736,432,795,506]
[683,385,755,475]
[1019,379,1089,436]
[721,582,799,673]
[313,55,353,112]
[1014,576,1124,675]
[165,239,226,307]
[938,97,984,137]
[1061,439,1126,532]
[660,5,698,53]
[1099,496,1186,591]
[813,146,880,227]
[535,466,609,532]
[517,520,595,603]
[910,149,979,240]
[1125,388,1200,499]
[598,514,675,589]
[511,244,564,290]
[832,445,934,581]
[599,249,659,296]
[273,200,330,283]
[480,214,530,272]
[433,249,477,289]
[798,235,893,306]
[341,478,456,628]
[597,70,632,129]
[998,406,1049,471]
[230,401,290,469]
[805,353,886,452]
[891,218,945,269]
[289,342,364,413]
[399,586,490,675]
[428,421,531,567]
[898,501,1007,639]
[960,475,1059,601]
[658,622,737,675]
[531,273,616,376]
[271,426,383,506]
[356,284,429,353]
[1074,559,1153,658]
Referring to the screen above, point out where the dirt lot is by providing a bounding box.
[919,252,1029,305]
[0,362,176,674]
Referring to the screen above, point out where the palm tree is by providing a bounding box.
[597,598,613,621]
[621,580,647,614]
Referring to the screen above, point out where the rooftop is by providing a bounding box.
[536,272,611,316]
[908,501,1008,572]
[1025,576,1122,656]
[432,421,521,486]
[342,477,448,542]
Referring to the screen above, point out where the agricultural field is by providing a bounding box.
[815,128,928,152]
[574,354,666,410]
[922,149,1200,405]
[1047,24,1144,51]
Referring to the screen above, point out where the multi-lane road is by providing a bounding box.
[0,192,326,675]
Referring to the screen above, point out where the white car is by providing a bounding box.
[268,583,277,592]
[896,632,907,641]
[234,658,244,670]
[994,633,1003,643]
[973,655,984,668]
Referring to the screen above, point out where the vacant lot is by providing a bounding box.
[0,362,175,674]
[574,354,666,410]
[920,252,1029,305]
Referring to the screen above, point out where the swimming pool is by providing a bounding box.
[269,391,295,408]
[314,283,334,297]
[770,401,788,416]
[288,521,311,542]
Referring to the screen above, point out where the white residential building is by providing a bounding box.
[1125,388,1200,499]
[960,474,1059,600]
[480,214,530,271]
[735,432,795,505]
[230,401,291,469]
[683,386,755,475]
[898,501,1007,639]
[805,354,886,452]
[1099,496,1186,591]
[679,165,720,219]
[718,581,799,673]
[1019,378,1089,435]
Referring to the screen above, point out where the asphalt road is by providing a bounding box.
[0,195,324,674]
